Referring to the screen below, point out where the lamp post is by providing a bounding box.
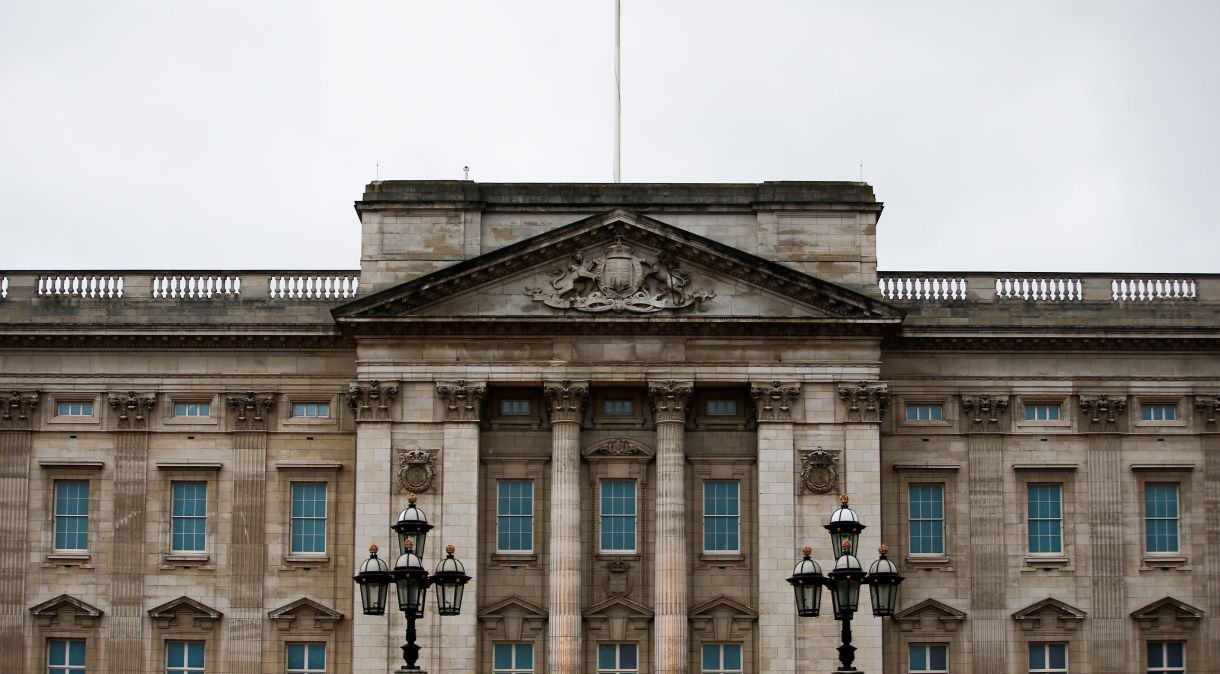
[353,494,472,673]
[786,494,904,674]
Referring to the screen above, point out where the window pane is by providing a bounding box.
[1027,484,1063,554]
[307,644,325,670]
[497,480,534,552]
[619,644,637,669]
[187,642,204,668]
[1167,642,1184,667]
[1049,643,1066,669]
[287,644,305,669]
[908,644,926,670]
[704,481,740,552]
[908,484,945,555]
[702,644,720,669]
[601,481,637,551]
[707,399,737,416]
[930,645,947,670]
[494,644,513,669]
[516,644,533,669]
[54,481,89,551]
[598,645,616,670]
[291,483,327,553]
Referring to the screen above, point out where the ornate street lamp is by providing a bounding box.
[354,495,471,673]
[786,494,906,674]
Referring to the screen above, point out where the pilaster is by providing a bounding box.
[353,419,394,674]
[1200,401,1220,669]
[543,380,588,674]
[1079,395,1127,674]
[0,391,37,669]
[647,380,692,674]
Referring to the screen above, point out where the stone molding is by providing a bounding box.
[108,391,156,430]
[892,598,967,633]
[1129,596,1204,631]
[750,381,801,423]
[838,381,889,422]
[0,390,39,430]
[225,392,275,431]
[688,595,758,643]
[960,393,1009,432]
[267,597,343,632]
[543,380,588,424]
[396,447,439,493]
[1079,393,1127,431]
[647,380,693,424]
[147,596,223,631]
[346,380,398,421]
[435,379,486,422]
[28,594,104,628]
[478,596,549,643]
[798,449,839,494]
[583,437,654,460]
[1012,598,1087,632]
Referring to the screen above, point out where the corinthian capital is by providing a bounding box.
[0,390,39,430]
[436,380,486,422]
[751,381,802,423]
[837,382,889,422]
[648,380,693,424]
[108,391,156,430]
[347,380,399,421]
[543,380,588,424]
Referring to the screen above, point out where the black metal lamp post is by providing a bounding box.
[354,494,472,673]
[786,494,905,674]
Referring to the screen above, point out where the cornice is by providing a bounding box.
[0,331,352,350]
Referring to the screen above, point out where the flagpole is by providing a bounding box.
[614,0,621,183]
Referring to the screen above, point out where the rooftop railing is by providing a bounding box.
[0,271,361,302]
[878,273,1209,303]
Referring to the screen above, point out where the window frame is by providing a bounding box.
[1028,642,1068,674]
[907,642,949,674]
[291,402,331,419]
[1026,482,1064,556]
[164,639,206,674]
[1132,465,1193,569]
[496,479,535,554]
[47,396,100,426]
[173,401,212,418]
[285,642,326,674]
[1133,397,1187,428]
[1146,641,1185,674]
[702,480,741,555]
[905,402,945,423]
[289,482,329,557]
[492,642,535,674]
[1143,482,1180,555]
[597,643,639,674]
[275,462,340,568]
[169,480,209,554]
[894,465,959,568]
[700,643,743,674]
[907,483,946,557]
[599,479,638,554]
[591,389,645,428]
[52,479,91,553]
[47,637,87,674]
[1015,397,1070,430]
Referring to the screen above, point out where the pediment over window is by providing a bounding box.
[585,596,653,641]
[892,598,966,633]
[583,437,654,460]
[28,594,103,628]
[333,209,902,337]
[147,596,223,630]
[479,595,549,642]
[1130,596,1204,631]
[689,595,757,642]
[267,597,343,632]
[1012,598,1086,632]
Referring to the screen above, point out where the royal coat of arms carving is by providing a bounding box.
[397,447,438,493]
[799,449,840,494]
[525,239,714,313]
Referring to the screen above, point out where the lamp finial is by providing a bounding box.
[446,544,456,555]
[878,544,888,556]
[801,545,812,556]
[404,538,414,551]
[841,538,852,552]
[408,493,418,505]
[369,544,379,555]
[839,494,849,506]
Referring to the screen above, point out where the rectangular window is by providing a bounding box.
[171,481,208,553]
[53,480,89,551]
[600,480,637,552]
[598,644,638,674]
[1024,404,1061,421]
[603,399,634,416]
[1027,484,1063,554]
[1141,404,1177,421]
[291,402,330,418]
[1029,643,1067,674]
[174,402,211,417]
[493,643,534,674]
[500,399,531,416]
[908,484,945,555]
[701,643,743,674]
[497,480,534,553]
[165,641,205,674]
[703,481,740,553]
[290,483,327,554]
[1147,642,1185,674]
[48,639,86,674]
[905,403,944,422]
[706,399,737,416]
[286,643,326,674]
[908,643,948,673]
[56,401,93,417]
[1145,483,1180,554]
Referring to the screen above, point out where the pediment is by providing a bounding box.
[583,437,654,459]
[147,596,222,630]
[689,595,758,619]
[585,595,655,619]
[478,595,549,619]
[1012,598,1086,632]
[893,598,966,623]
[1130,596,1204,631]
[29,594,103,628]
[267,597,343,631]
[334,209,902,336]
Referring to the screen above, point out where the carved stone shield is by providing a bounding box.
[596,240,643,298]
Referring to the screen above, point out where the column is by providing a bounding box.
[0,392,38,668]
[648,380,692,674]
[436,380,486,674]
[544,380,588,674]
[751,381,801,674]
[1080,396,1127,674]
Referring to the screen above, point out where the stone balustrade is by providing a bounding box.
[0,271,360,302]
[879,272,1213,303]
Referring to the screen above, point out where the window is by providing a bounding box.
[906,403,943,422]
[701,644,742,674]
[48,639,85,674]
[1147,642,1184,674]
[598,644,638,674]
[166,641,205,674]
[56,401,93,417]
[603,399,633,416]
[290,483,327,554]
[493,643,534,674]
[706,399,737,416]
[496,480,534,553]
[908,643,948,673]
[1027,484,1063,554]
[171,482,207,553]
[286,643,325,674]
[703,481,740,553]
[500,399,531,416]
[1145,484,1180,554]
[1029,643,1067,674]
[908,484,945,555]
[1141,404,1177,422]
[174,402,211,417]
[600,480,637,552]
[1024,404,1061,421]
[53,480,89,551]
[292,402,330,418]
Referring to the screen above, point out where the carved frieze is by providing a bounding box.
[960,393,1009,432]
[396,447,438,493]
[1194,395,1220,425]
[346,379,399,421]
[799,449,840,494]
[583,437,653,459]
[525,238,714,313]
[602,559,633,598]
[436,380,486,422]
[225,392,275,431]
[108,391,156,430]
[648,380,693,424]
[543,380,588,424]
[751,381,801,423]
[838,382,889,422]
[0,390,39,430]
[1079,394,1127,430]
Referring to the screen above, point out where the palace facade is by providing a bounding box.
[0,181,1216,674]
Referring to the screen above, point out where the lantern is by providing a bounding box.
[867,545,904,617]
[391,539,429,619]
[828,539,864,619]
[392,493,434,559]
[824,494,865,560]
[430,544,472,616]
[353,544,392,615]
[786,545,824,617]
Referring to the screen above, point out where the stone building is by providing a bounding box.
[0,180,1216,674]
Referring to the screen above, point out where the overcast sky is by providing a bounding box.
[2,1,1218,273]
